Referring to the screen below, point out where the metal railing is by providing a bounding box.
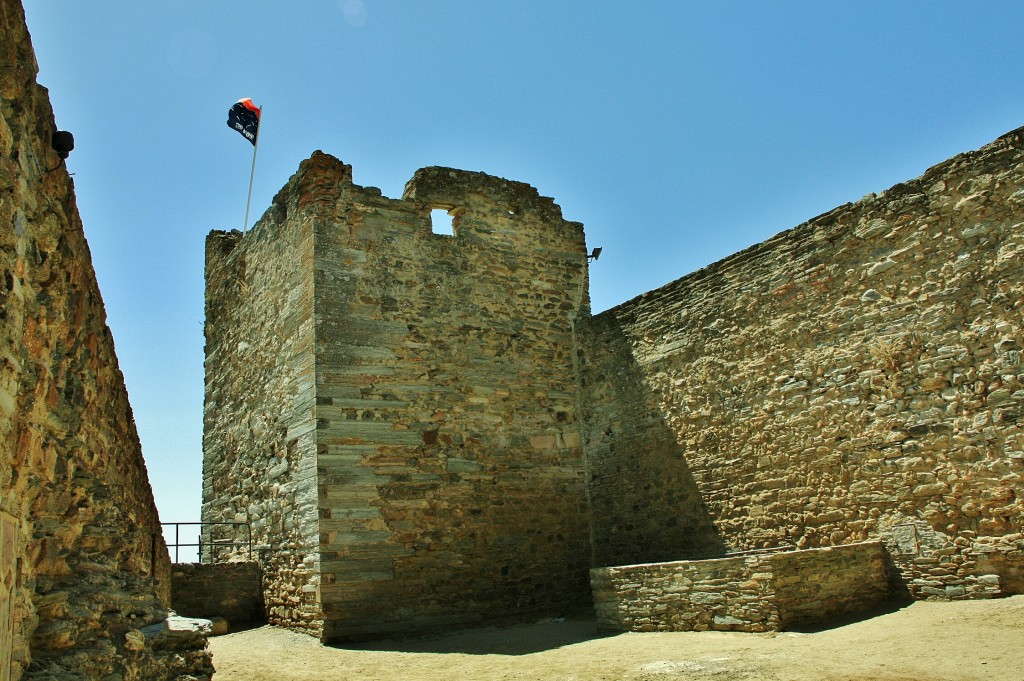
[161,521,253,563]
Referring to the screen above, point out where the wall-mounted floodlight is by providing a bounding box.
[587,247,603,262]
[43,130,75,174]
[52,131,74,159]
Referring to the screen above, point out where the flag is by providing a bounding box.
[227,98,261,146]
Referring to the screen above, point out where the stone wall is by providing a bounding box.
[1,513,17,681]
[581,316,726,568]
[205,154,594,640]
[203,171,322,635]
[592,541,895,632]
[0,1,211,678]
[318,161,592,640]
[170,562,264,624]
[581,127,1024,599]
[771,542,895,627]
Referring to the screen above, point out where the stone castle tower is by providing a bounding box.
[203,152,594,639]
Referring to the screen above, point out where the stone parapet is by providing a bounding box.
[592,541,896,632]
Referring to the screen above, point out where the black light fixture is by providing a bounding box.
[587,247,603,262]
[51,130,74,159]
[42,130,75,174]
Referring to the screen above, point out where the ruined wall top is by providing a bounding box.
[403,165,570,224]
[210,151,582,254]
[599,124,1024,323]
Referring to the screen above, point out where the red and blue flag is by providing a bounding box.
[227,98,261,145]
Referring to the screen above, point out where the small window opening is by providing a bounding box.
[430,208,455,236]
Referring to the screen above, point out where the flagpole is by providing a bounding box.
[242,106,262,233]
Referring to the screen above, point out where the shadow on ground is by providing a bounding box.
[331,599,919,654]
[783,597,914,633]
[335,618,622,655]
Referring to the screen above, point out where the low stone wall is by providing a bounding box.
[771,541,895,628]
[592,541,896,632]
[171,562,265,624]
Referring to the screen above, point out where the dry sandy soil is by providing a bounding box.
[208,595,1023,680]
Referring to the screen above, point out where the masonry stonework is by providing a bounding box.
[204,172,322,635]
[582,128,1024,599]
[204,154,592,640]
[592,542,895,633]
[170,562,264,625]
[1,2,212,678]
[206,127,1024,641]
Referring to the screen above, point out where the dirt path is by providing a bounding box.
[208,595,1024,680]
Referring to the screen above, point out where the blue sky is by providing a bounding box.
[21,1,1024,533]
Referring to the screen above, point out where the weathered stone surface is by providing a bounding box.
[0,2,211,678]
[203,183,321,637]
[205,121,1024,644]
[170,562,264,625]
[581,126,1024,600]
[141,615,213,640]
[208,618,230,636]
[204,157,592,641]
[592,541,896,632]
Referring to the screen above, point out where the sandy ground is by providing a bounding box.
[208,595,1024,680]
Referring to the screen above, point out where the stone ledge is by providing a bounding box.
[592,541,897,633]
